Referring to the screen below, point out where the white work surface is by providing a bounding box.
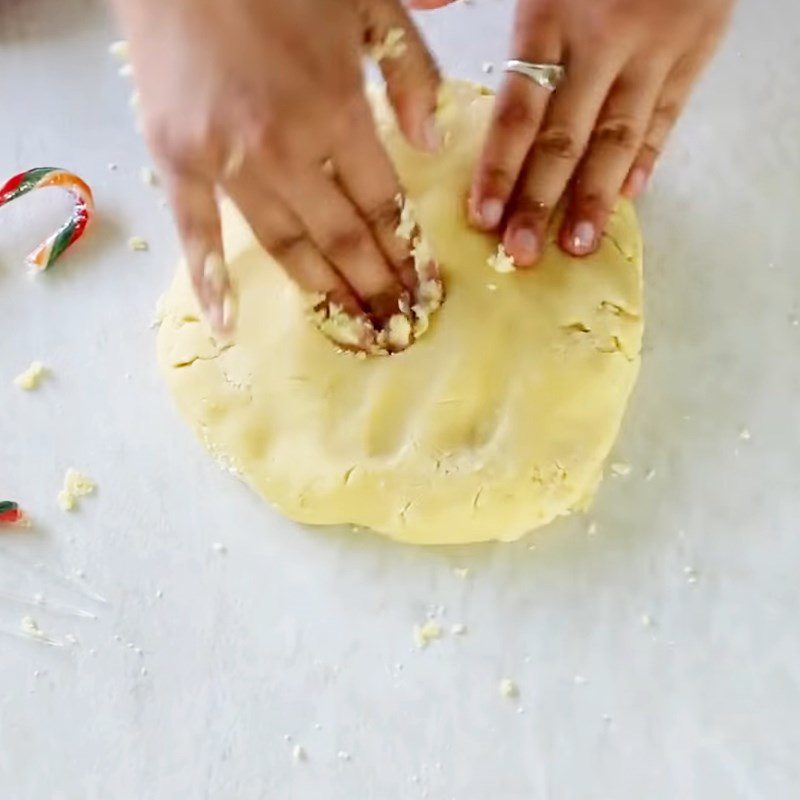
[1,1,799,798]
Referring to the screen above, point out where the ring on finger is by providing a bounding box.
[504,60,567,92]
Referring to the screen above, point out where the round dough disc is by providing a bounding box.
[157,81,643,545]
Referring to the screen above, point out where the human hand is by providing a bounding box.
[411,0,734,265]
[112,0,440,332]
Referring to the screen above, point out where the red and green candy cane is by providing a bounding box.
[0,167,94,270]
[0,501,27,527]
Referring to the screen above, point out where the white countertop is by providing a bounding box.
[1,1,799,798]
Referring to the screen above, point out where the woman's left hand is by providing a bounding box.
[410,0,734,266]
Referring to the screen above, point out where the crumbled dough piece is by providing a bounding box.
[488,244,516,274]
[641,614,654,628]
[413,620,442,648]
[140,166,159,187]
[128,236,149,252]
[451,623,467,635]
[20,616,46,640]
[108,40,130,61]
[739,428,752,441]
[481,61,495,74]
[336,750,351,761]
[14,361,47,390]
[118,63,134,78]
[370,27,407,62]
[292,744,306,762]
[57,468,96,512]
[498,678,519,698]
[453,567,471,579]
[587,521,598,536]
[610,461,632,477]
[573,674,587,685]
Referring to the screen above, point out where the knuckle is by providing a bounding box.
[267,232,307,260]
[535,127,584,162]
[494,99,539,133]
[479,166,516,198]
[322,227,369,262]
[511,196,551,224]
[573,191,614,217]
[652,100,681,128]
[363,197,401,231]
[592,118,642,152]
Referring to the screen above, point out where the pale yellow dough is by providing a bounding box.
[156,81,643,545]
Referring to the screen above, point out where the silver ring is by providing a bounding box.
[504,60,566,92]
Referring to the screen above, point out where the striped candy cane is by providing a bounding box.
[0,167,94,270]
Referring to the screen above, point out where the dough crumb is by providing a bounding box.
[57,468,96,512]
[587,521,598,536]
[128,236,149,252]
[684,565,698,584]
[488,244,516,274]
[739,427,752,441]
[641,613,654,628]
[118,63,133,78]
[108,40,130,61]
[413,620,442,649]
[644,468,657,481]
[453,566,471,579]
[14,361,47,390]
[20,616,46,640]
[370,27,407,62]
[610,461,632,477]
[140,166,159,187]
[451,623,467,635]
[336,750,351,761]
[486,283,497,291]
[498,677,519,698]
[481,61,495,74]
[573,674,588,685]
[292,744,306,762]
[212,542,227,554]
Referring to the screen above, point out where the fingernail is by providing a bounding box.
[422,117,441,153]
[203,252,227,294]
[571,221,596,255]
[508,227,539,265]
[478,198,504,229]
[624,168,649,199]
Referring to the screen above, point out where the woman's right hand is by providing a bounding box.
[111,0,441,332]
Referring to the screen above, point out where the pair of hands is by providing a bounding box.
[114,0,733,333]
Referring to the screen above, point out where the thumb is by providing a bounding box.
[360,0,442,152]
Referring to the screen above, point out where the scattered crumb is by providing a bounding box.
[155,589,163,599]
[20,616,46,640]
[128,236,149,252]
[498,677,519,698]
[118,63,133,78]
[108,40,130,61]
[641,614,654,628]
[488,244,516,274]
[128,91,140,110]
[453,567,471,579]
[451,623,468,635]
[140,166,159,187]
[516,706,525,714]
[413,620,442,649]
[644,468,657,481]
[610,462,632,477]
[587,521,598,536]
[739,428,751,441]
[140,667,148,677]
[14,361,47,390]
[481,61,495,74]
[211,542,227,554]
[108,162,118,172]
[370,27,407,62]
[57,468,96,512]
[486,283,498,291]
[573,674,587,685]
[292,745,306,762]
[336,750,351,761]
[684,566,698,584]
